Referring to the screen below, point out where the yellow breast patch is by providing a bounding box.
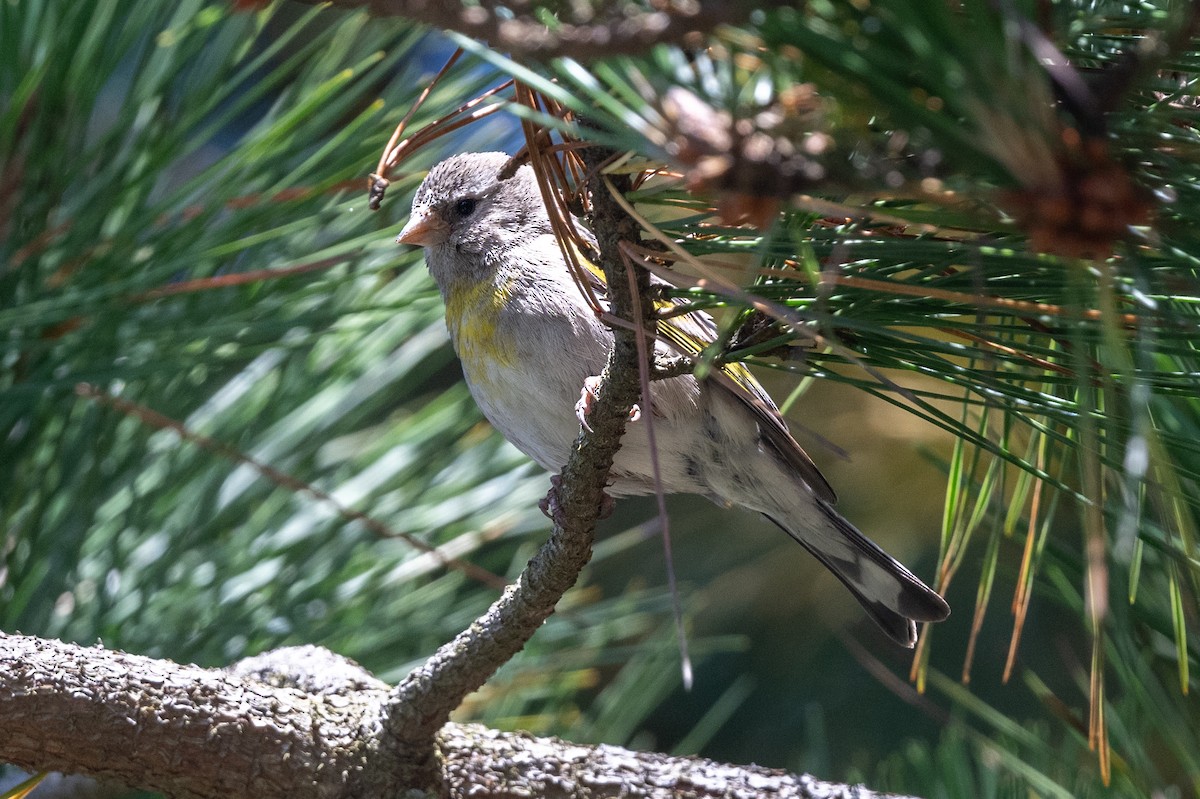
[444,277,518,386]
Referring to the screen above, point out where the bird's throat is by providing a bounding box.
[444,277,518,384]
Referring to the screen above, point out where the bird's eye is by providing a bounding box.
[454,198,477,218]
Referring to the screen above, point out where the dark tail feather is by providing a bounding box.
[765,502,950,648]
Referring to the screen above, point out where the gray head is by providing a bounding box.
[396,152,550,283]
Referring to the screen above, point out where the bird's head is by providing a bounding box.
[397,152,551,283]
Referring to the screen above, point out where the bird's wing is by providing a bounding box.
[572,239,837,504]
[654,300,838,504]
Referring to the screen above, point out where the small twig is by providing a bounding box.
[373,48,464,183]
[369,64,513,208]
[75,384,508,590]
[652,353,695,381]
[300,0,780,60]
[809,269,1143,326]
[515,83,607,315]
[132,253,356,300]
[621,245,693,691]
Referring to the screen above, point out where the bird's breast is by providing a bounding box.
[443,277,519,388]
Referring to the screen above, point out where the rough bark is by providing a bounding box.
[0,636,372,799]
[0,633,914,799]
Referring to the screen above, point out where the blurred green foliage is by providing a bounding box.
[2,1,1199,798]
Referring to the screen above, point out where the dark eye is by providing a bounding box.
[454,198,477,218]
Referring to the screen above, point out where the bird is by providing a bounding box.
[396,151,950,646]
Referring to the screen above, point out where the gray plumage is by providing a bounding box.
[398,151,950,646]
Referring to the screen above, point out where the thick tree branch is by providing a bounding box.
[300,0,778,59]
[0,633,915,799]
[0,636,374,798]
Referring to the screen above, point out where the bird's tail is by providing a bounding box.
[766,499,950,647]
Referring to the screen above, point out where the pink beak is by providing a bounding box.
[396,209,449,247]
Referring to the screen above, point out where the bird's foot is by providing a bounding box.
[575,375,641,433]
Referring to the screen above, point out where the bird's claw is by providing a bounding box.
[575,375,640,432]
[574,379,599,432]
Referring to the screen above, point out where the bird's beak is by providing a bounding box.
[396,209,449,247]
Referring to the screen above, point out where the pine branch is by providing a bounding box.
[292,0,781,59]
[0,633,916,799]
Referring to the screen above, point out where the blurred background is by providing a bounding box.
[2,3,1197,798]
